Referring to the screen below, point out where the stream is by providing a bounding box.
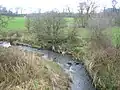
[0,41,96,90]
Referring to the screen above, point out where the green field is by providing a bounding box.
[7,17,25,30]
[4,16,120,48]
[6,17,74,31]
[64,17,74,24]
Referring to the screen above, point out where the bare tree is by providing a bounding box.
[25,15,31,31]
[15,7,20,14]
[77,2,86,27]
[112,0,118,9]
[85,0,98,19]
[65,6,72,17]
[31,10,67,50]
[87,16,113,30]
[77,0,98,28]
[111,0,120,26]
[19,7,23,14]
[38,8,41,13]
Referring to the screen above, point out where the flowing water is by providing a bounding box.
[0,42,96,90]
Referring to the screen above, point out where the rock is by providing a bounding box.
[67,62,73,66]
[15,43,31,47]
[0,42,11,48]
[69,66,75,73]
[62,51,66,55]
[75,62,80,65]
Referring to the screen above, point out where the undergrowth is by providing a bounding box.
[84,30,120,90]
[0,47,70,90]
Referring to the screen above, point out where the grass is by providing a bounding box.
[2,15,120,90]
[6,17,25,30]
[0,46,70,90]
[1,17,120,48]
[110,27,120,48]
[3,17,74,31]
[60,26,120,89]
[81,29,120,90]
[72,27,120,48]
[104,27,120,48]
[64,17,74,24]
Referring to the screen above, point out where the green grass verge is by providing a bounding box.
[104,27,120,47]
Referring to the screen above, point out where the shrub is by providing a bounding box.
[87,17,113,30]
[64,29,86,59]
[31,11,67,49]
[84,30,120,90]
[25,15,31,31]
[0,15,10,31]
[86,47,120,90]
[0,31,38,46]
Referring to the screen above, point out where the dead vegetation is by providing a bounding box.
[84,31,120,90]
[0,47,70,90]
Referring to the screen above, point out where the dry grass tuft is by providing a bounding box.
[0,47,70,90]
[84,31,120,90]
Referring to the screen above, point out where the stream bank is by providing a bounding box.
[0,41,96,90]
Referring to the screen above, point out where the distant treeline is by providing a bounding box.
[0,5,120,18]
[0,13,26,17]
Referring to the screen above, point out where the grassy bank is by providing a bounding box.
[1,15,120,90]
[81,29,120,90]
[0,46,70,90]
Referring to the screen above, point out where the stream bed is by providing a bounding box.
[0,42,96,90]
